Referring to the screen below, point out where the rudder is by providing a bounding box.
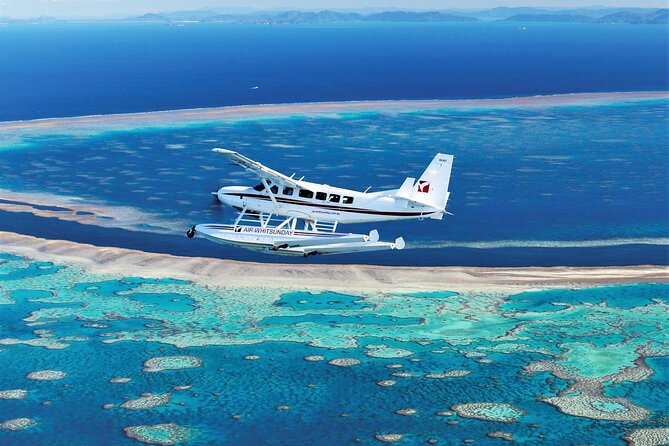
[415,153,453,209]
[394,153,453,212]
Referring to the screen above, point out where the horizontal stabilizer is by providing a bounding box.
[397,177,415,197]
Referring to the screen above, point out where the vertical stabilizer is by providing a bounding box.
[395,153,453,210]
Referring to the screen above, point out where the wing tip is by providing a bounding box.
[212,148,235,154]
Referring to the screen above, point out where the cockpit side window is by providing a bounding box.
[329,194,340,203]
[299,189,314,199]
[270,185,279,194]
[283,187,294,196]
[253,183,265,192]
[343,196,354,204]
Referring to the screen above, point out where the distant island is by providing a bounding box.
[2,7,668,25]
[504,8,668,24]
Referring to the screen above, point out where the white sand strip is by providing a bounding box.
[1,91,666,133]
[0,231,666,293]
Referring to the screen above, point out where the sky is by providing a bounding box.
[0,0,666,19]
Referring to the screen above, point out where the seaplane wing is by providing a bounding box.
[212,148,300,188]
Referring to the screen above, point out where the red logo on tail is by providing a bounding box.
[418,180,430,193]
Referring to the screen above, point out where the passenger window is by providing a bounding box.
[343,196,354,204]
[315,192,327,201]
[329,194,340,203]
[283,187,294,196]
[253,183,265,191]
[270,185,279,194]
[299,189,314,199]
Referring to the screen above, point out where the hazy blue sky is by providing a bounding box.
[1,0,666,18]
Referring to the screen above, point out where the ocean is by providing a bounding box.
[0,21,668,446]
[0,22,667,121]
[0,22,667,266]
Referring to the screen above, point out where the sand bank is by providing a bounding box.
[0,189,179,234]
[1,92,666,147]
[1,231,666,293]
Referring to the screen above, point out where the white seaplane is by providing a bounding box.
[186,148,453,256]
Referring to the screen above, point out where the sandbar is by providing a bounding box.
[0,231,666,293]
[1,91,666,133]
[0,92,666,150]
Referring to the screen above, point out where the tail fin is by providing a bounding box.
[395,153,453,212]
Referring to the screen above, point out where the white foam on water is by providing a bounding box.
[409,238,669,250]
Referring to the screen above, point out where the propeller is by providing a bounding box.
[208,186,225,219]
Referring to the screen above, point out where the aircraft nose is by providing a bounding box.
[216,186,247,204]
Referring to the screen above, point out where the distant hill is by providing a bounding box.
[364,11,477,22]
[469,6,662,19]
[160,10,220,21]
[247,10,364,24]
[503,8,668,24]
[504,14,595,23]
[5,7,666,25]
[473,7,554,19]
[194,10,477,24]
[128,10,476,24]
[133,13,169,22]
[598,8,668,24]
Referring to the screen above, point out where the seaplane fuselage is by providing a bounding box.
[216,179,443,225]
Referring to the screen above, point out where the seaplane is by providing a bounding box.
[186,149,453,256]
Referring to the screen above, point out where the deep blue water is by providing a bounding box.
[0,22,667,121]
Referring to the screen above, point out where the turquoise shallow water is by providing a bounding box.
[0,252,668,445]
